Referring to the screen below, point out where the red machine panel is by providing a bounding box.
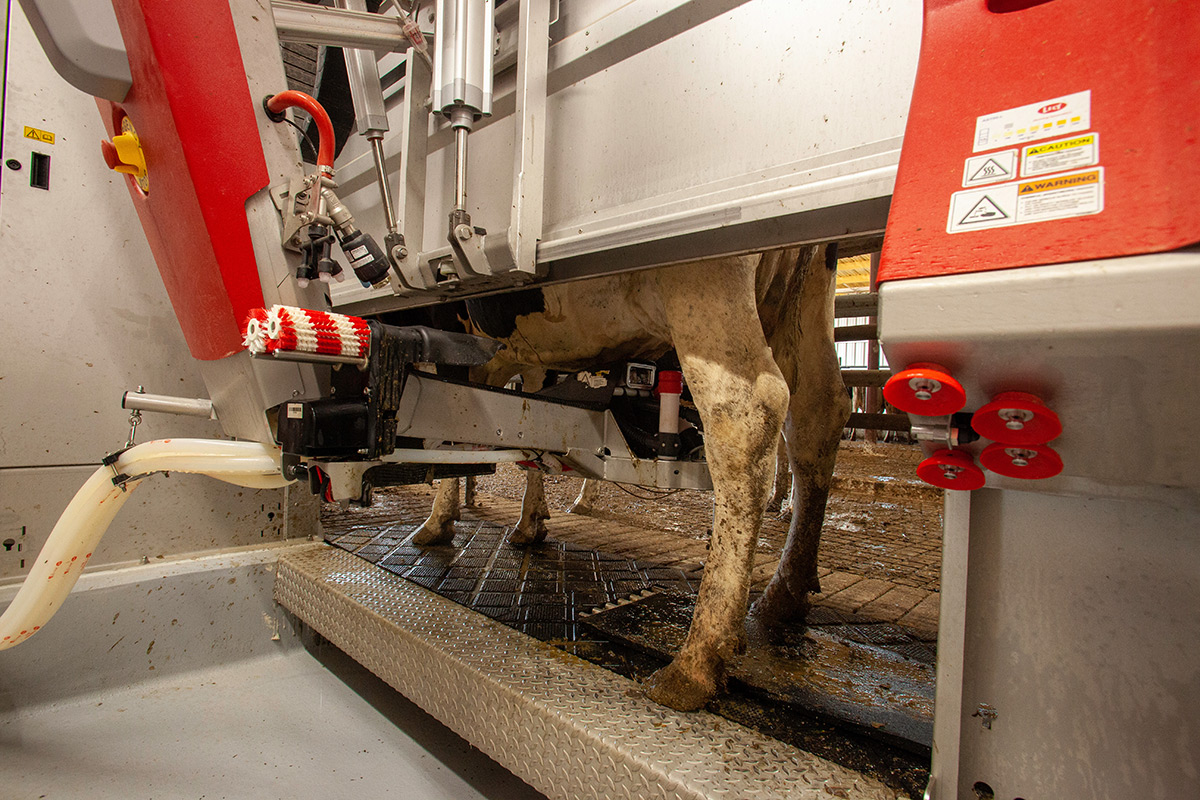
[99,0,269,360]
[879,0,1200,283]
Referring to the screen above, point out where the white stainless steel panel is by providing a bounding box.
[939,489,1200,800]
[329,0,921,308]
[879,250,1200,493]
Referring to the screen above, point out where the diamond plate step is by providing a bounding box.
[275,544,900,800]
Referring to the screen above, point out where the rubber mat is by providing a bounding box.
[325,519,699,642]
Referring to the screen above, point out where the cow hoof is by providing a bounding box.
[644,662,716,712]
[748,593,810,633]
[506,520,548,546]
[412,521,456,546]
[565,502,593,516]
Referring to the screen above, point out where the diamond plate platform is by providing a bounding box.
[275,544,902,800]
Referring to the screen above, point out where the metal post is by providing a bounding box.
[391,51,434,290]
[453,122,469,213]
[865,251,882,444]
[370,137,398,234]
[507,0,551,276]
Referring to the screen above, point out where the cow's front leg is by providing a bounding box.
[566,479,602,516]
[506,470,550,545]
[412,477,460,546]
[643,262,790,712]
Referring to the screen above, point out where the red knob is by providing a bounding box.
[971,391,1062,445]
[883,363,967,416]
[979,441,1063,480]
[916,448,986,491]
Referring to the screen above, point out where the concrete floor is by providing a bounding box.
[0,546,547,800]
[0,645,548,800]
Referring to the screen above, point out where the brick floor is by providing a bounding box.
[819,577,894,615]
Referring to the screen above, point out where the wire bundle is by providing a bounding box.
[242,305,370,358]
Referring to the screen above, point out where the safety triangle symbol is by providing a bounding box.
[958,195,1009,225]
[969,157,1011,183]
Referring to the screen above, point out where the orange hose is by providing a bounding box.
[266,90,335,171]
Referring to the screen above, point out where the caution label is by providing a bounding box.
[23,126,55,144]
[1021,132,1098,177]
[962,149,1016,187]
[947,168,1103,234]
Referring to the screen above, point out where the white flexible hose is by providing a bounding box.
[0,439,291,650]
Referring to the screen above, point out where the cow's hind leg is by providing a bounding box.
[644,260,790,712]
[506,470,550,545]
[505,368,551,546]
[413,477,460,546]
[751,252,850,629]
[765,435,791,514]
[566,479,602,516]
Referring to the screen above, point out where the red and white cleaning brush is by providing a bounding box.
[242,305,371,360]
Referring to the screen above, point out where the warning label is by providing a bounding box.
[947,168,1103,234]
[1021,133,1098,177]
[1017,168,1103,222]
[962,149,1016,187]
[23,125,55,144]
[973,90,1090,153]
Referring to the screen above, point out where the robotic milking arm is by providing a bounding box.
[1,0,701,648]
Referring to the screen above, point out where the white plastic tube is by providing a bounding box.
[0,439,291,650]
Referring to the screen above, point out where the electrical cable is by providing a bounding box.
[612,483,684,500]
[283,116,319,164]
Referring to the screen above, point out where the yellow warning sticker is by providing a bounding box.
[1021,133,1098,177]
[23,126,55,144]
[1017,169,1100,196]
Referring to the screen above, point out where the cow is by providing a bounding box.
[410,244,849,711]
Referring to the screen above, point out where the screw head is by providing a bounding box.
[455,224,474,240]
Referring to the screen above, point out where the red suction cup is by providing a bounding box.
[916,448,986,491]
[979,442,1063,480]
[883,363,967,416]
[971,391,1062,445]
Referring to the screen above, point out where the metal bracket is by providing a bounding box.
[396,0,549,294]
[271,173,336,252]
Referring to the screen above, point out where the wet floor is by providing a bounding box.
[324,501,934,798]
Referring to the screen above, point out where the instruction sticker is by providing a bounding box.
[947,168,1103,233]
[962,149,1017,187]
[973,90,1090,153]
[1021,132,1098,177]
[23,125,55,144]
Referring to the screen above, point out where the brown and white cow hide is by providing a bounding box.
[413,245,849,711]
